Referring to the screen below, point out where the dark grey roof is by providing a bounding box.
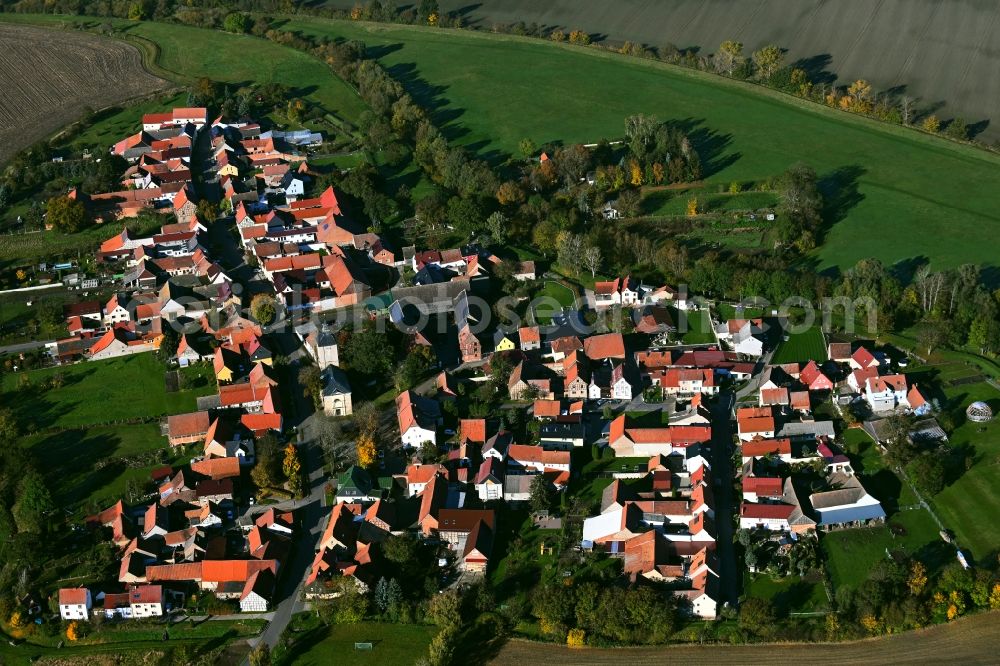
[321,365,351,396]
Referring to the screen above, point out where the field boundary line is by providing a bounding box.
[283,15,1000,169]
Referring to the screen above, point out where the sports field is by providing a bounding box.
[281,17,1000,273]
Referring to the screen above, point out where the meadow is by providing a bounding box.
[1,354,215,512]
[279,17,1000,273]
[279,622,436,665]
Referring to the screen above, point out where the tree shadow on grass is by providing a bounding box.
[817,164,866,245]
[668,117,740,178]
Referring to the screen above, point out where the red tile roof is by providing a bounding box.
[742,477,784,497]
[459,419,487,444]
[583,333,626,360]
[191,457,241,480]
[59,588,89,605]
[741,437,792,458]
[533,399,562,418]
[167,411,211,438]
[741,503,793,520]
[737,406,775,434]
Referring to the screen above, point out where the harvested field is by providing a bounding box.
[491,611,1000,665]
[0,23,166,163]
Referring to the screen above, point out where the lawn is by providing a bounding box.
[922,377,1000,559]
[282,622,436,666]
[744,573,829,614]
[0,14,369,129]
[678,308,715,344]
[1,354,215,512]
[280,17,1000,273]
[1,353,215,430]
[0,213,165,264]
[822,507,946,590]
[642,189,778,217]
[59,91,187,153]
[772,325,827,364]
[20,424,181,511]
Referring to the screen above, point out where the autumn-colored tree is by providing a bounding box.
[356,432,377,467]
[860,614,881,634]
[496,181,525,206]
[824,613,840,640]
[15,269,26,282]
[9,611,25,628]
[628,160,643,186]
[66,621,80,641]
[923,115,941,133]
[427,11,439,26]
[549,29,565,42]
[841,79,874,114]
[989,583,1000,610]
[729,181,741,194]
[651,162,664,185]
[350,3,362,19]
[791,68,812,97]
[568,30,590,45]
[752,44,783,80]
[46,195,89,233]
[907,561,928,595]
[566,628,585,647]
[686,197,699,216]
[713,40,744,75]
[282,443,301,479]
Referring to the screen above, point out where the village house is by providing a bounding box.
[736,406,776,441]
[58,588,92,621]
[397,391,441,448]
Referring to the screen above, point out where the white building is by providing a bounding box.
[58,588,92,621]
[129,585,164,618]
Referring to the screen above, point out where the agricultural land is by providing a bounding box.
[0,22,167,164]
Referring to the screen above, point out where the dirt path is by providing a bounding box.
[491,611,1000,665]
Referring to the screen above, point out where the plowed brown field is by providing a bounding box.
[491,611,1000,665]
[0,23,166,163]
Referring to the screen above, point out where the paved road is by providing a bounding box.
[193,133,330,658]
[709,391,739,608]
[734,347,775,402]
[251,449,327,651]
[0,339,54,355]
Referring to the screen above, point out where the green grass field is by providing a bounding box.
[280,17,1000,273]
[679,308,715,344]
[283,622,436,665]
[823,508,945,590]
[1,355,214,511]
[921,375,1000,559]
[642,189,778,217]
[773,325,827,364]
[1,354,214,430]
[744,574,829,614]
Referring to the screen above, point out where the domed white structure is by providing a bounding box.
[967,401,994,423]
